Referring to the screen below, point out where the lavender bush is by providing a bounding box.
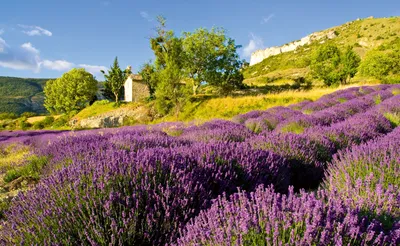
[324,127,400,220]
[178,185,400,245]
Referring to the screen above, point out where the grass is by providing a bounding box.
[73,100,121,120]
[279,122,306,134]
[0,144,31,172]
[26,115,61,124]
[156,84,365,123]
[3,156,48,183]
[384,112,400,128]
[73,100,142,121]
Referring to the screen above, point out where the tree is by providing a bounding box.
[310,44,343,86]
[341,46,361,83]
[359,50,399,79]
[182,28,244,95]
[101,57,132,103]
[155,55,190,116]
[150,16,180,70]
[44,68,98,114]
[139,62,158,97]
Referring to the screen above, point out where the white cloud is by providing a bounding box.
[0,38,105,75]
[18,24,53,37]
[41,60,74,71]
[140,11,153,22]
[0,38,6,53]
[21,42,40,54]
[243,33,264,57]
[0,29,4,35]
[0,38,41,72]
[79,64,107,74]
[261,14,275,24]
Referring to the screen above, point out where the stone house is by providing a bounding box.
[124,74,150,102]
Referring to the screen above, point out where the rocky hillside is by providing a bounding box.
[244,16,400,82]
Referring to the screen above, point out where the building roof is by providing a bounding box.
[129,74,143,81]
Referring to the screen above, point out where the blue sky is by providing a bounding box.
[0,0,399,80]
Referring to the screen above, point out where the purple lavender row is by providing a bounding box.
[177,185,399,245]
[324,126,400,218]
[1,137,292,244]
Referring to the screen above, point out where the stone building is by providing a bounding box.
[124,74,150,102]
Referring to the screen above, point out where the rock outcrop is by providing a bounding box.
[250,30,337,66]
[72,105,154,129]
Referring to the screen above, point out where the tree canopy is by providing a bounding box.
[310,44,360,86]
[182,28,244,95]
[44,68,98,114]
[101,57,132,103]
[143,17,245,115]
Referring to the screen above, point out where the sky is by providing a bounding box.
[0,0,399,80]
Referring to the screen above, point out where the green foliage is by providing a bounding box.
[279,122,306,134]
[310,44,360,86]
[342,46,361,81]
[360,49,400,80]
[44,68,98,114]
[139,62,158,97]
[310,44,344,86]
[20,112,37,118]
[3,156,48,183]
[182,28,244,95]
[384,112,400,128]
[146,17,245,115]
[0,112,18,120]
[150,16,178,69]
[155,55,191,116]
[16,117,31,130]
[101,57,132,103]
[52,115,70,128]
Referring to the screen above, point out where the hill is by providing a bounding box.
[0,76,51,115]
[243,16,400,85]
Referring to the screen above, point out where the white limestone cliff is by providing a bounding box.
[249,30,337,66]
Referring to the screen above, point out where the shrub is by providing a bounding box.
[20,112,37,118]
[177,185,400,245]
[42,116,55,126]
[32,121,45,130]
[324,127,400,221]
[247,132,334,190]
[52,115,70,128]
[0,113,18,120]
[3,156,48,183]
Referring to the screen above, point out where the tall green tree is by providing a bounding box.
[182,28,244,95]
[342,46,361,83]
[101,57,132,103]
[139,62,158,97]
[155,55,190,116]
[150,16,181,70]
[310,44,343,86]
[44,68,98,114]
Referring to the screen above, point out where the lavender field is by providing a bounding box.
[0,85,399,245]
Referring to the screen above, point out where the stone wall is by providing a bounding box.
[249,30,337,66]
[131,81,150,102]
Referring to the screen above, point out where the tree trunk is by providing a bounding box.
[115,93,119,104]
[193,84,199,96]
